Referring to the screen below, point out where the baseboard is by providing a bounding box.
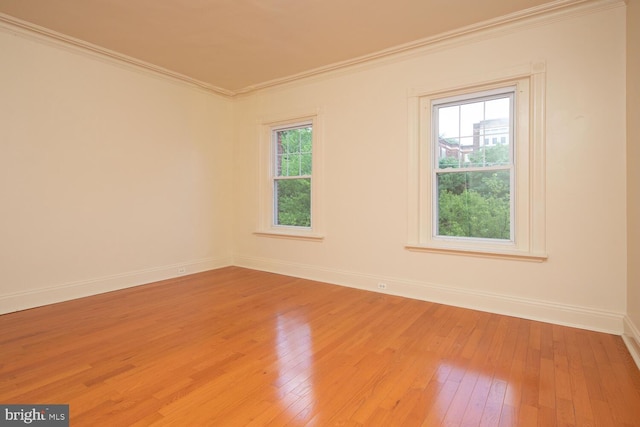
[0,256,233,315]
[235,255,625,335]
[2,254,628,338]
[623,316,640,370]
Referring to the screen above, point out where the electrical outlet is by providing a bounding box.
[178,267,186,274]
[377,282,388,290]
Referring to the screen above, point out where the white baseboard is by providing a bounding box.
[623,316,640,370]
[235,255,625,335]
[2,254,629,340]
[0,256,233,315]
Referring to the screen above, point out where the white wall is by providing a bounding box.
[233,3,628,333]
[0,24,234,313]
[626,0,640,362]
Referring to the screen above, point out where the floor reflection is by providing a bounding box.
[274,313,316,422]
[425,361,510,425]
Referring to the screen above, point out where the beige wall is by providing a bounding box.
[0,26,234,312]
[0,1,633,337]
[233,4,628,332]
[627,0,640,340]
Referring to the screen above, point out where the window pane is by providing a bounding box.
[485,97,510,120]
[466,143,510,168]
[438,137,461,168]
[275,178,311,227]
[438,106,460,138]
[289,153,301,176]
[460,101,485,137]
[437,170,510,239]
[300,151,312,175]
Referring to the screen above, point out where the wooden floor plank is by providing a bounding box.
[1,267,639,426]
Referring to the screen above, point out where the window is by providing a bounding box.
[256,111,324,240]
[272,123,312,227]
[433,87,514,241]
[407,63,547,260]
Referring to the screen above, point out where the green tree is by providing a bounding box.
[467,144,509,167]
[437,181,510,239]
[276,179,311,227]
[437,145,511,239]
[438,156,467,195]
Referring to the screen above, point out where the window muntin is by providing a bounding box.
[432,89,514,241]
[272,123,313,228]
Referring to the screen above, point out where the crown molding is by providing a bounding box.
[234,0,624,95]
[0,0,625,97]
[0,12,235,98]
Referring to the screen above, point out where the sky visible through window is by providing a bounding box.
[438,97,510,145]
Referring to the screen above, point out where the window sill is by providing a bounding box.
[405,243,547,262]
[254,230,325,242]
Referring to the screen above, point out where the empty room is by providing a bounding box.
[1,0,640,425]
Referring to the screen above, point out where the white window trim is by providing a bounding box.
[406,62,547,261]
[255,109,325,241]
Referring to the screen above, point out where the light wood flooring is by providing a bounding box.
[1,267,639,426]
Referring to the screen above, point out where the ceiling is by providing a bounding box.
[0,0,567,95]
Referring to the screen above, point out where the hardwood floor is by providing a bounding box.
[1,267,639,426]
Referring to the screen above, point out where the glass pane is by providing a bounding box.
[276,153,287,176]
[466,143,510,168]
[436,94,511,169]
[485,97,510,120]
[300,151,312,175]
[289,153,301,175]
[275,126,312,177]
[437,170,510,239]
[438,106,460,139]
[460,101,485,137]
[275,178,311,227]
[438,137,461,168]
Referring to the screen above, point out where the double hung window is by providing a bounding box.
[272,123,313,228]
[433,88,514,241]
[256,111,323,240]
[407,66,547,260]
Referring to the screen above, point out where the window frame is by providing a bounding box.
[406,63,547,261]
[256,110,324,241]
